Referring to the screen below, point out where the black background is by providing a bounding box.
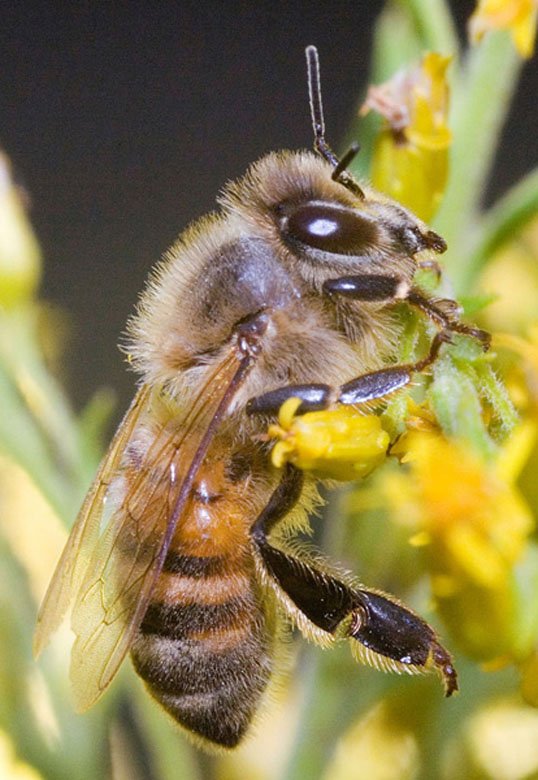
[2,1,536,412]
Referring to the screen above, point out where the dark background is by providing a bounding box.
[2,1,536,412]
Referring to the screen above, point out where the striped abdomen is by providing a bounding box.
[130,450,273,748]
[131,549,270,747]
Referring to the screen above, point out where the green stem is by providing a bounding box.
[347,3,421,179]
[434,31,522,292]
[348,0,459,180]
[467,167,538,285]
[11,309,88,481]
[280,648,324,780]
[395,0,459,55]
[0,364,76,519]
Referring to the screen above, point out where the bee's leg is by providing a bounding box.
[407,287,490,347]
[250,465,458,695]
[247,271,490,416]
[337,329,448,406]
[323,274,491,348]
[246,330,449,415]
[247,383,335,414]
[416,258,443,281]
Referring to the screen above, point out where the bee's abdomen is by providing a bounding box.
[131,551,271,748]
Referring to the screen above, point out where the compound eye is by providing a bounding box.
[285,202,377,255]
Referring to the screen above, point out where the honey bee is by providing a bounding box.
[34,46,489,749]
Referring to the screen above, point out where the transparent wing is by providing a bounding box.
[34,384,152,658]
[67,349,248,711]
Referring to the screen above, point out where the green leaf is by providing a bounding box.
[78,387,116,479]
[458,292,499,316]
[429,353,496,458]
[472,361,519,437]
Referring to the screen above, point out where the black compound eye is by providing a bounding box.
[284,202,378,255]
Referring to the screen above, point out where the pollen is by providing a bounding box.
[268,398,390,481]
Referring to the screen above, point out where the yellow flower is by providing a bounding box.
[360,53,452,221]
[465,699,538,778]
[324,700,419,780]
[384,426,535,660]
[268,398,390,481]
[469,0,538,58]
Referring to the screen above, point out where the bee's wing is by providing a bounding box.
[34,384,152,658]
[63,350,247,711]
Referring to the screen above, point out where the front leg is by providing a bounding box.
[251,466,458,695]
[323,273,491,348]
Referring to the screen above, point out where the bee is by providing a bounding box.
[34,46,489,749]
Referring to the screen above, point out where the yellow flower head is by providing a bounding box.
[398,430,532,573]
[469,0,538,58]
[268,398,390,481]
[360,53,452,221]
[385,426,535,659]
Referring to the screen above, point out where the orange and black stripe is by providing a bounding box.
[131,548,271,747]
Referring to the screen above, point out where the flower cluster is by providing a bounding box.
[360,52,451,222]
[267,5,538,774]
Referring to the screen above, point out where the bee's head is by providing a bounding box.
[300,45,446,261]
[220,45,446,290]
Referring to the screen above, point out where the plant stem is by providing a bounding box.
[434,32,522,292]
[396,0,459,55]
[467,167,538,285]
[346,3,422,179]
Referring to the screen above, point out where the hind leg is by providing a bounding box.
[251,465,458,696]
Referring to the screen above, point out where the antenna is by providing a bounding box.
[305,46,364,199]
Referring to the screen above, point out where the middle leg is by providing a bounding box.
[323,273,491,347]
[247,330,450,416]
[247,269,489,416]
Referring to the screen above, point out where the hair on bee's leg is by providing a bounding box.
[406,287,491,348]
[246,330,450,416]
[250,465,458,695]
[322,273,491,349]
